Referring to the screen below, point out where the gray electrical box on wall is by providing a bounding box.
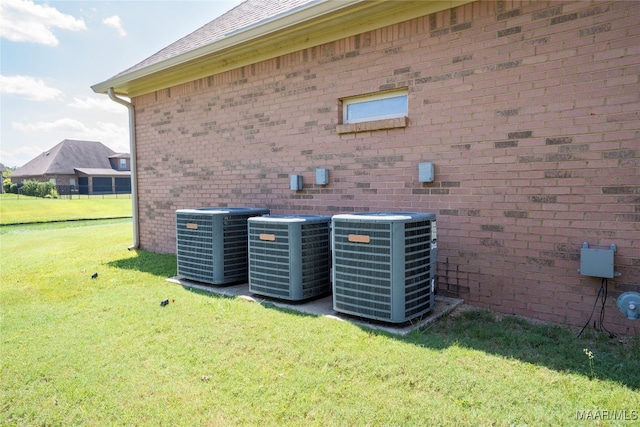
[578,242,617,278]
[418,162,434,183]
[315,168,329,185]
[290,174,303,191]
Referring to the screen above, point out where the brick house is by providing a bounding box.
[11,139,131,195]
[92,0,639,334]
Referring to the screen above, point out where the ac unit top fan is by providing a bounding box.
[177,207,268,215]
[333,212,436,221]
[617,292,640,321]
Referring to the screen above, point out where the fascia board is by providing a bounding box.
[91,0,362,95]
[92,0,472,97]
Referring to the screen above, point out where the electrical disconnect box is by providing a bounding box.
[290,174,303,191]
[578,242,618,279]
[418,162,434,183]
[315,168,329,185]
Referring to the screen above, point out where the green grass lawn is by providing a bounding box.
[0,194,132,225]
[1,220,638,426]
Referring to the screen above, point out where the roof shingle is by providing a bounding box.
[114,0,317,79]
[12,140,117,177]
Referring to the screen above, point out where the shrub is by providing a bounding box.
[20,180,56,198]
[37,182,55,198]
[9,183,18,194]
[21,180,39,197]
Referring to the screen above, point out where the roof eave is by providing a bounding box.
[91,0,365,96]
[92,0,473,97]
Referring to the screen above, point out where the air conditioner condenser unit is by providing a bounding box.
[176,207,270,285]
[332,212,437,323]
[248,214,331,301]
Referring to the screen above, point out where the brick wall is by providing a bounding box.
[11,174,74,186]
[132,0,639,334]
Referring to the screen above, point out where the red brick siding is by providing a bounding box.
[132,0,639,334]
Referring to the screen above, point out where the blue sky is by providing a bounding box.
[1,0,243,167]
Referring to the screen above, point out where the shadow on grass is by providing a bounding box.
[109,249,640,391]
[108,250,177,278]
[183,283,640,390]
[401,308,640,391]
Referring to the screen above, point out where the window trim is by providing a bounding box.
[341,89,408,125]
[336,116,407,134]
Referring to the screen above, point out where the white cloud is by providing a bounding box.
[0,145,47,168]
[13,117,87,133]
[0,0,86,46]
[68,96,128,114]
[0,75,63,101]
[12,118,129,154]
[103,15,126,36]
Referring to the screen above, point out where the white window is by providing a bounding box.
[342,89,408,124]
[119,159,127,169]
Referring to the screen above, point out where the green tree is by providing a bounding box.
[2,169,12,193]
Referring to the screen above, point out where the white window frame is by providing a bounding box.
[342,89,408,124]
[119,158,127,169]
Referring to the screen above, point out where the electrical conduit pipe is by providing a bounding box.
[108,88,139,250]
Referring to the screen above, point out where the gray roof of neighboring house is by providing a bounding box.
[12,140,118,178]
[74,168,131,176]
[114,0,317,78]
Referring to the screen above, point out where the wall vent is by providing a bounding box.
[248,215,331,301]
[176,207,270,285]
[332,212,437,323]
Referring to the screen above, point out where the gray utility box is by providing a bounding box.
[578,242,616,279]
[176,207,270,285]
[248,214,331,301]
[332,212,437,323]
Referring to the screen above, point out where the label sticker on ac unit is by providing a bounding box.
[348,234,370,244]
[186,223,198,230]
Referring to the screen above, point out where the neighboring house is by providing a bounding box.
[92,0,639,334]
[11,139,131,195]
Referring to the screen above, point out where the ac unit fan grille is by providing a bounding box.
[176,210,265,284]
[403,220,433,318]
[300,223,332,294]
[334,222,393,319]
[249,222,291,297]
[221,215,254,280]
[333,218,434,322]
[249,221,330,299]
[176,213,214,283]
